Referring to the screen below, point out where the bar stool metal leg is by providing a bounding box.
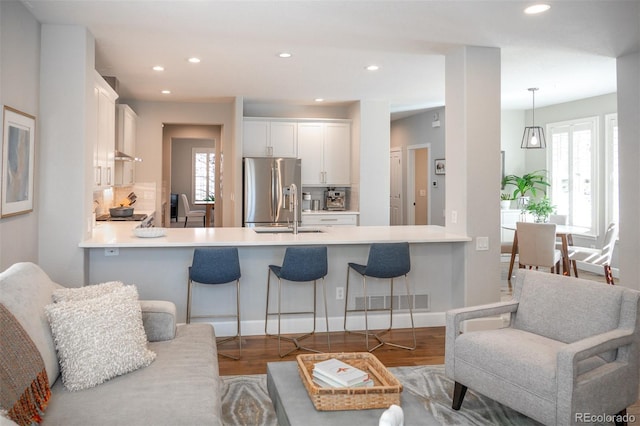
[343,242,416,352]
[265,246,330,358]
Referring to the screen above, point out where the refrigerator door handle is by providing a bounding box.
[269,164,278,222]
[274,162,283,222]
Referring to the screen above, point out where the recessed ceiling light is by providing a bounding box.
[152,65,165,71]
[365,65,380,71]
[188,57,201,64]
[315,98,324,102]
[278,52,292,58]
[524,4,551,14]
[161,90,171,95]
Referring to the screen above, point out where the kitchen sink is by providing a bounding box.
[252,227,324,234]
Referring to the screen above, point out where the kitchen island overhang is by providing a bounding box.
[81,225,472,336]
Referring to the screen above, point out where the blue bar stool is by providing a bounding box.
[265,246,330,358]
[344,242,416,352]
[187,248,242,359]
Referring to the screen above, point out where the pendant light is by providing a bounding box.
[521,88,546,149]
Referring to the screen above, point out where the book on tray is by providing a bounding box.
[312,357,374,388]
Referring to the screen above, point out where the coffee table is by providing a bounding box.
[266,361,437,426]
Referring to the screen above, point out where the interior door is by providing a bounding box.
[414,148,429,225]
[390,150,403,225]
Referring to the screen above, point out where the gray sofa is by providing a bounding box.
[0,262,222,426]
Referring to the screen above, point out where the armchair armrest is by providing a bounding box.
[140,300,177,342]
[446,300,519,336]
[556,328,638,421]
[445,300,519,378]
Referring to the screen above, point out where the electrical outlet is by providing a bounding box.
[336,287,344,300]
[451,210,458,224]
[104,248,119,256]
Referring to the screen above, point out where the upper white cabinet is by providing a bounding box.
[298,121,351,186]
[114,104,137,186]
[93,72,118,189]
[243,119,297,157]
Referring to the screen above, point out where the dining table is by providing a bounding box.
[502,223,590,281]
[194,201,215,227]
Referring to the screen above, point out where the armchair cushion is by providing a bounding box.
[512,271,622,359]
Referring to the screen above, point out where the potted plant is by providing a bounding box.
[526,197,556,223]
[500,193,513,209]
[501,170,550,210]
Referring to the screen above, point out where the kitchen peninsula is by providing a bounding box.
[80,224,471,336]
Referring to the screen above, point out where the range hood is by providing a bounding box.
[114,150,142,162]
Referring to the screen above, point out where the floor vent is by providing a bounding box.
[354,294,429,311]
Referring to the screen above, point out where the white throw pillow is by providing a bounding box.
[45,285,156,391]
[52,281,124,303]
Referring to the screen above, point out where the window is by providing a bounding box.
[192,148,215,202]
[547,117,598,235]
[605,113,618,227]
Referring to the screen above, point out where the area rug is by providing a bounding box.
[220,364,541,426]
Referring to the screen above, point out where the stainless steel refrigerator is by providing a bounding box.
[243,157,301,227]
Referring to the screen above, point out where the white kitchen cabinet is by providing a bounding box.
[243,119,297,157]
[93,72,118,189]
[302,212,358,227]
[298,121,351,186]
[114,104,137,186]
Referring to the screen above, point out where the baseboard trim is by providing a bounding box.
[188,311,446,337]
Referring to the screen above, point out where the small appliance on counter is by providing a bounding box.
[302,192,311,212]
[325,189,346,211]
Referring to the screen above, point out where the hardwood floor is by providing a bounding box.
[217,327,444,376]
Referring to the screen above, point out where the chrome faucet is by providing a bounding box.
[288,183,298,234]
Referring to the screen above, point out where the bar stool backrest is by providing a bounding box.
[363,242,411,278]
[279,246,328,282]
[190,248,241,284]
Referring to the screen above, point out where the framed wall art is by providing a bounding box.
[2,106,36,217]
[434,158,446,175]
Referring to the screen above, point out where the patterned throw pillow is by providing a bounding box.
[51,281,124,303]
[45,285,156,391]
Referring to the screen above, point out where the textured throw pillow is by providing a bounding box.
[51,281,124,303]
[45,285,156,391]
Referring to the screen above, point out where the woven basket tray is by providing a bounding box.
[296,352,402,411]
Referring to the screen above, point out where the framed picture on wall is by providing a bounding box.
[2,106,36,217]
[434,158,446,175]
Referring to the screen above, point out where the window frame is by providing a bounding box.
[191,147,216,203]
[545,116,599,237]
[604,113,618,229]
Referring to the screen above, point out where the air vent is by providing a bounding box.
[354,294,429,311]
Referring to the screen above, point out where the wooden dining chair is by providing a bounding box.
[516,222,562,274]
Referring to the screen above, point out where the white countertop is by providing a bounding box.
[80,224,471,248]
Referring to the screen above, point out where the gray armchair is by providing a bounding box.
[445,269,639,425]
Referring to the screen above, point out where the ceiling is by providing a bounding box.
[22,0,640,115]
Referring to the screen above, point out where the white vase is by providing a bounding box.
[500,200,511,209]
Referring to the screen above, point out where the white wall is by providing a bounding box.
[124,101,236,225]
[445,46,502,309]
[390,107,446,225]
[500,110,526,181]
[617,52,640,291]
[355,101,391,226]
[0,0,40,270]
[38,25,95,286]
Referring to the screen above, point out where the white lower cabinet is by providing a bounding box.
[302,213,358,227]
